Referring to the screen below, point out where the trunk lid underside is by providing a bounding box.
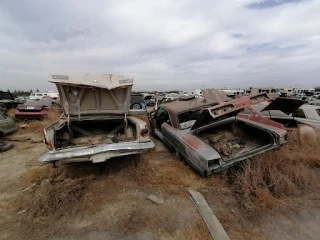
[50,73,133,118]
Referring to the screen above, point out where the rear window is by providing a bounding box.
[36,93,43,96]
[178,109,202,124]
[0,92,14,100]
[292,109,306,118]
[131,95,144,102]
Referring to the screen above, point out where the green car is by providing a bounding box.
[0,112,17,136]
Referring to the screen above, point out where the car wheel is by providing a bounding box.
[0,141,13,152]
[131,102,142,109]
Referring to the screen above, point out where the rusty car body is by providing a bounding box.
[245,98,320,131]
[38,73,154,165]
[150,91,287,176]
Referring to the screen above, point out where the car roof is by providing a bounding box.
[300,104,320,109]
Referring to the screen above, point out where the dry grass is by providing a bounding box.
[19,107,61,134]
[122,151,205,190]
[15,164,99,219]
[231,129,320,210]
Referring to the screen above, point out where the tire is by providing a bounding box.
[131,102,142,109]
[0,141,13,152]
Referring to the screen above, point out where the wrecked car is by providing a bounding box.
[0,91,24,109]
[38,73,154,165]
[0,111,17,136]
[15,99,52,119]
[150,91,287,176]
[130,94,147,110]
[244,98,320,131]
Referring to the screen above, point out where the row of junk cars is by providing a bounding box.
[1,73,320,176]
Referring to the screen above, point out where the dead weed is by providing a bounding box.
[231,129,320,210]
[122,151,204,190]
[20,107,61,134]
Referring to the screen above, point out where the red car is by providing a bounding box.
[15,100,52,119]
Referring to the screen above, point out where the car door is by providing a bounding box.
[153,107,171,140]
[0,113,14,134]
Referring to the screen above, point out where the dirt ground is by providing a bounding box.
[0,111,320,239]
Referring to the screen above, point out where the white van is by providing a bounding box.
[30,92,59,100]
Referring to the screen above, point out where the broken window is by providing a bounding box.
[155,107,172,129]
[178,109,202,129]
[292,109,306,118]
[315,109,320,117]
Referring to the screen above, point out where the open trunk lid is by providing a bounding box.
[191,93,270,130]
[261,97,305,115]
[50,73,133,118]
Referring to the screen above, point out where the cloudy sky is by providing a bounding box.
[0,0,319,91]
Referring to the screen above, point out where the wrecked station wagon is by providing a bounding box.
[39,73,154,165]
[150,91,287,176]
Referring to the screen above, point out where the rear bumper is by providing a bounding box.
[38,141,155,164]
[15,110,48,119]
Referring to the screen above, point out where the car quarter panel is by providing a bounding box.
[161,122,220,175]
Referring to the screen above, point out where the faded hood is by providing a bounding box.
[191,93,270,130]
[50,73,133,117]
[261,97,305,115]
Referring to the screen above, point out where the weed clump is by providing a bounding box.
[232,129,320,209]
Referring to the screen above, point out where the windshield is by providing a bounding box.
[25,100,52,107]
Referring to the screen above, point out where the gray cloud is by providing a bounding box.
[247,0,308,10]
[0,0,319,92]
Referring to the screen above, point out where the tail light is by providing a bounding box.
[140,129,149,137]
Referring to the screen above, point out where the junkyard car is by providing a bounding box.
[0,111,17,136]
[130,94,147,110]
[38,73,154,165]
[15,99,52,119]
[0,91,24,109]
[247,98,320,131]
[150,92,287,176]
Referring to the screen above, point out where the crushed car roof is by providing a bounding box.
[162,89,231,115]
[49,73,133,90]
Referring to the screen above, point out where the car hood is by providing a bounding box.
[50,73,133,118]
[261,97,305,115]
[191,93,270,130]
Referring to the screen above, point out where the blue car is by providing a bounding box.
[130,94,147,110]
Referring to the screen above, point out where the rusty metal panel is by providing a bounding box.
[202,89,231,103]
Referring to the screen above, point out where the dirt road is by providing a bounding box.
[0,120,320,239]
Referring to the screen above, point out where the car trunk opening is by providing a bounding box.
[195,118,275,161]
[54,118,137,149]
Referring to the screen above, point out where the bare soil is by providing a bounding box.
[0,109,320,239]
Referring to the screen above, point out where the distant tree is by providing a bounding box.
[36,88,40,92]
[7,89,10,92]
[315,86,320,92]
[30,89,33,93]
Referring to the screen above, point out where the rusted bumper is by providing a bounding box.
[15,110,48,119]
[38,141,154,164]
